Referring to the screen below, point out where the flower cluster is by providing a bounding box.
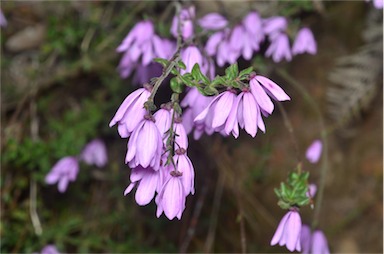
[117,7,317,88]
[45,139,108,192]
[203,12,317,64]
[270,185,327,253]
[183,74,290,139]
[117,20,175,81]
[110,87,195,220]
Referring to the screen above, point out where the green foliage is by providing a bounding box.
[274,170,310,209]
[3,97,106,182]
[279,0,314,16]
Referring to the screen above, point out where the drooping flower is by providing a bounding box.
[0,9,7,27]
[243,12,264,47]
[311,230,330,254]
[174,148,195,195]
[205,30,226,56]
[306,139,323,164]
[117,20,156,66]
[156,172,186,220]
[198,13,228,30]
[300,224,312,254]
[180,45,204,74]
[263,16,288,37]
[173,121,189,150]
[292,28,317,55]
[171,6,195,40]
[124,166,163,206]
[306,183,317,198]
[125,115,163,170]
[117,21,176,78]
[266,33,292,62]
[40,245,61,254]
[80,139,108,168]
[194,89,238,134]
[45,156,79,193]
[271,209,302,252]
[109,86,151,138]
[154,106,173,140]
[300,225,330,254]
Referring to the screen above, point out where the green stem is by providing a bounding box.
[277,69,329,229]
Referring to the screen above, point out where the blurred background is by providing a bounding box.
[1,1,382,253]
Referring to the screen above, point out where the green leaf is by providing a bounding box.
[153,58,169,67]
[225,63,239,79]
[177,61,186,70]
[211,76,227,87]
[203,86,218,96]
[191,63,202,80]
[171,68,179,76]
[179,75,195,87]
[170,77,183,94]
[238,66,253,78]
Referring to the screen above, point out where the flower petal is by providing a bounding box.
[250,78,274,114]
[242,93,258,137]
[256,76,290,101]
[212,92,235,129]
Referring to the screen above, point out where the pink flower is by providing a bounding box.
[271,210,302,252]
[266,33,292,62]
[80,139,108,167]
[109,86,151,138]
[301,224,312,254]
[171,6,195,40]
[125,116,163,170]
[156,173,186,220]
[117,21,156,66]
[306,140,323,164]
[243,12,264,46]
[45,156,79,193]
[174,121,189,150]
[300,225,330,254]
[40,245,60,254]
[205,30,226,56]
[292,28,317,55]
[194,90,238,134]
[117,21,176,78]
[180,45,204,74]
[154,107,172,140]
[124,166,163,206]
[311,230,330,254]
[0,9,7,27]
[306,183,317,198]
[198,13,228,30]
[174,148,195,195]
[263,16,287,37]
